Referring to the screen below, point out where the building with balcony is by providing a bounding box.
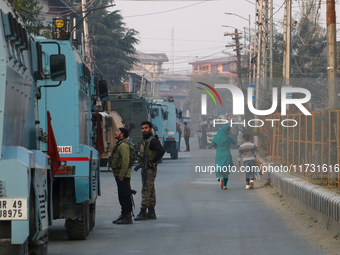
[124,51,169,94]
[189,57,237,77]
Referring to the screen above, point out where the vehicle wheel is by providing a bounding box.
[89,202,96,231]
[100,159,108,167]
[65,202,89,240]
[170,149,178,159]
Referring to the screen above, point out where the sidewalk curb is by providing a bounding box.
[259,160,340,236]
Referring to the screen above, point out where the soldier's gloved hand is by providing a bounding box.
[152,163,157,171]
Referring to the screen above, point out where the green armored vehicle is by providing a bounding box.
[108,92,151,152]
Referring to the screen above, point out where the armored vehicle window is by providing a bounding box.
[132,102,143,111]
[151,108,159,118]
[50,54,66,81]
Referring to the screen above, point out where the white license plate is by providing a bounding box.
[0,198,27,220]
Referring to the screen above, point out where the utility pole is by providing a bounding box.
[235,29,243,92]
[253,0,265,146]
[248,15,251,85]
[225,30,243,92]
[327,0,338,108]
[262,0,269,90]
[81,0,90,64]
[252,1,257,83]
[255,0,263,111]
[270,0,273,79]
[283,0,291,88]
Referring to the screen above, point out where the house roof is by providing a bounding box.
[135,51,169,63]
[188,56,236,65]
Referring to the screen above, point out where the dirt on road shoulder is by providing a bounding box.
[256,180,340,255]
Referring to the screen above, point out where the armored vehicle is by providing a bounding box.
[0,5,64,254]
[36,18,106,240]
[109,92,150,151]
[94,105,127,167]
[153,98,179,159]
[197,120,219,149]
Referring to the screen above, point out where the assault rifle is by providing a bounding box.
[133,155,148,172]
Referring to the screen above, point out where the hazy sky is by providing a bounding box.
[109,0,338,75]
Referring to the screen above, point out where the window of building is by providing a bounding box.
[222,64,230,72]
[202,65,209,71]
[194,66,198,71]
[211,64,218,73]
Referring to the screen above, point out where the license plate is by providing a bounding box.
[0,198,27,220]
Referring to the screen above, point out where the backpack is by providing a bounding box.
[123,141,136,168]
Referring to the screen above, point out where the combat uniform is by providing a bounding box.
[109,138,133,224]
[177,124,182,151]
[184,125,190,151]
[135,133,165,220]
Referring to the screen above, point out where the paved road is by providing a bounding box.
[49,139,324,255]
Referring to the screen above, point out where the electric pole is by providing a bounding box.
[81,0,90,64]
[224,29,243,92]
[283,0,291,89]
[327,0,338,108]
[270,0,273,79]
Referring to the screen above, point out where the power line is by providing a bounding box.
[170,50,226,65]
[138,45,225,53]
[123,0,210,18]
[140,37,227,43]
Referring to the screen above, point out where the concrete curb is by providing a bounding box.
[263,169,340,235]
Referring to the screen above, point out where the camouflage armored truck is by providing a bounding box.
[108,92,150,152]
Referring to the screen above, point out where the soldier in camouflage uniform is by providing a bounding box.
[135,121,165,221]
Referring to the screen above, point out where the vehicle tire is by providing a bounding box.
[65,202,89,240]
[170,149,178,159]
[100,159,108,167]
[89,202,96,231]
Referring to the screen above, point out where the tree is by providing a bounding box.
[11,0,44,35]
[291,1,327,79]
[89,9,139,87]
[68,0,139,88]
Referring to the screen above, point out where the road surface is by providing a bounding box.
[48,139,325,255]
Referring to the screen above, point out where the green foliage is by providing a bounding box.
[70,0,139,87]
[13,0,43,35]
[90,8,139,87]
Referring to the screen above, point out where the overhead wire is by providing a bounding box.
[123,0,211,19]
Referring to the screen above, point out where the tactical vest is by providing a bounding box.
[109,139,128,170]
[140,135,158,168]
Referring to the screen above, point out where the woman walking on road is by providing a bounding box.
[211,125,236,189]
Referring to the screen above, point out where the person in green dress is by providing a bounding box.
[211,125,236,189]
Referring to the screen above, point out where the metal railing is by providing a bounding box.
[258,110,340,187]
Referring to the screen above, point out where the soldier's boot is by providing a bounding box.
[134,207,147,221]
[147,207,157,220]
[116,213,133,224]
[112,213,124,224]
